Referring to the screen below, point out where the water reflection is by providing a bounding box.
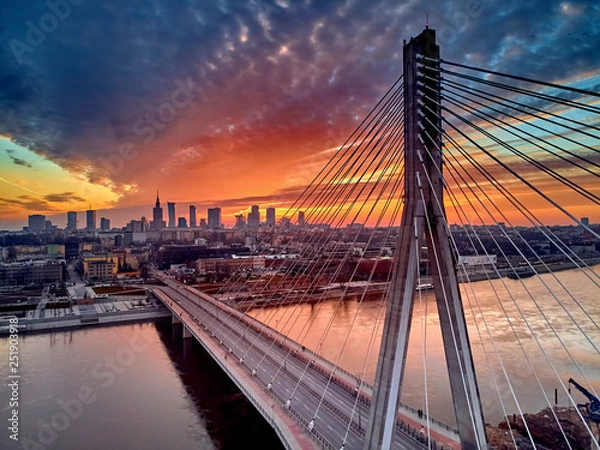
[0,321,284,450]
[154,320,285,450]
[249,267,600,426]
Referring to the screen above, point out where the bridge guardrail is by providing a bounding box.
[155,275,457,449]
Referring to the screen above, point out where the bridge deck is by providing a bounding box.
[151,274,461,450]
[153,285,320,450]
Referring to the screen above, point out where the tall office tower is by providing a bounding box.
[100,217,110,231]
[248,204,260,229]
[177,217,187,228]
[152,192,164,230]
[189,205,197,228]
[167,202,176,228]
[85,208,96,230]
[207,207,221,229]
[298,211,305,227]
[235,215,246,229]
[66,211,77,230]
[28,214,46,231]
[266,207,276,226]
[581,217,590,226]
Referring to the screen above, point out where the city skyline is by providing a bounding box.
[1,1,599,230]
[17,194,299,231]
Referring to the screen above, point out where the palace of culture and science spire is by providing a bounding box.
[152,191,165,230]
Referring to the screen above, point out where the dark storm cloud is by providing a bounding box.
[0,0,598,195]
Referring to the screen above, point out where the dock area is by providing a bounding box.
[0,296,170,334]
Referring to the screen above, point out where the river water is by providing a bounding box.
[249,266,600,427]
[1,266,598,448]
[0,321,284,450]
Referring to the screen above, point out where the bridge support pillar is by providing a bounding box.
[182,325,192,339]
[363,28,488,450]
[172,312,181,325]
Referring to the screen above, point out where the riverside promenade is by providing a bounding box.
[0,296,170,334]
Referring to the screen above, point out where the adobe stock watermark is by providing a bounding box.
[19,330,152,450]
[9,0,86,65]
[7,317,20,443]
[97,77,204,179]
[436,0,483,45]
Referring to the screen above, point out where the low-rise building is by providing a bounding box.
[0,259,64,286]
[197,256,265,274]
[82,253,123,281]
[85,260,117,280]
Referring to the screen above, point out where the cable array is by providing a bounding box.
[420,56,600,449]
[169,54,600,450]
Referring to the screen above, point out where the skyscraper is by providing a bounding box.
[28,214,46,232]
[234,215,246,229]
[152,192,164,230]
[266,207,276,226]
[86,208,96,231]
[167,202,176,228]
[189,205,197,228]
[298,211,305,227]
[207,207,221,229]
[100,217,110,231]
[66,211,77,230]
[248,205,260,229]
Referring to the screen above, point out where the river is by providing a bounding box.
[0,321,284,450]
[248,266,600,427]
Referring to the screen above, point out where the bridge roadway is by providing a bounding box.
[151,274,460,450]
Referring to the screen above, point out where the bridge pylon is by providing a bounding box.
[363,28,488,450]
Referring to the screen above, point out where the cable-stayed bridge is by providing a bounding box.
[153,28,600,450]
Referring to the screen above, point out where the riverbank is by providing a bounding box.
[459,257,600,283]
[0,299,171,334]
[226,259,600,311]
[487,406,599,449]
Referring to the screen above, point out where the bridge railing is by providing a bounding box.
[396,420,450,450]
[271,387,336,450]
[398,403,459,436]
[156,275,459,448]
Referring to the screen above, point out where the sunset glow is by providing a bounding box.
[1,1,598,229]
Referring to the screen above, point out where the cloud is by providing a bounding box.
[5,148,34,168]
[0,195,53,213]
[0,0,598,228]
[0,191,85,220]
[44,192,86,203]
[8,155,33,168]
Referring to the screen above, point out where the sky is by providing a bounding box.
[0,0,599,230]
